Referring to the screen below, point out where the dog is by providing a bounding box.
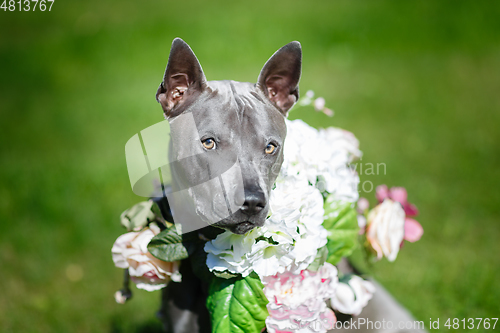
[150,39,427,333]
[154,38,301,333]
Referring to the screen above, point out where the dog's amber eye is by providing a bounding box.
[202,138,216,150]
[265,143,276,154]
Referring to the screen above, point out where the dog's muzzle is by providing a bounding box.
[216,188,268,235]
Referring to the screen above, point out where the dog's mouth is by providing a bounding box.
[228,221,256,235]
[212,207,268,234]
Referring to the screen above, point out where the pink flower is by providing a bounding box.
[356,197,370,234]
[263,263,338,333]
[357,197,370,214]
[375,184,390,203]
[375,185,419,216]
[375,185,423,242]
[312,97,334,117]
[322,108,334,117]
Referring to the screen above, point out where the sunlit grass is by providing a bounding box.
[1,1,499,332]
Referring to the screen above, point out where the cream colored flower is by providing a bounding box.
[366,199,405,261]
[112,223,181,291]
[330,275,375,316]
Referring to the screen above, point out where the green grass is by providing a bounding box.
[1,1,499,332]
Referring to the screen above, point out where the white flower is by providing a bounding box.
[357,215,367,229]
[330,275,375,316]
[357,197,370,213]
[305,90,315,99]
[205,119,363,277]
[298,90,315,106]
[205,175,328,277]
[263,263,338,333]
[114,290,131,304]
[313,97,326,111]
[318,127,362,163]
[205,227,286,277]
[281,119,360,203]
[366,199,405,261]
[112,224,182,291]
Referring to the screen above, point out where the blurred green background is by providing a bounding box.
[1,0,499,332]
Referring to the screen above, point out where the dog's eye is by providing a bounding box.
[265,143,276,154]
[201,138,216,150]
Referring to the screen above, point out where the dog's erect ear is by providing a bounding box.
[257,41,302,115]
[156,38,206,116]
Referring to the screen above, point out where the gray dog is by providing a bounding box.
[153,39,426,333]
[154,38,301,333]
[155,38,300,236]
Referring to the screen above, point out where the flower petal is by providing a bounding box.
[375,185,389,203]
[313,97,325,111]
[366,199,405,262]
[404,218,423,242]
[388,187,408,205]
[357,197,370,213]
[404,203,419,217]
[112,225,181,291]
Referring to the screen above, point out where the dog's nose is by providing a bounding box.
[241,191,266,215]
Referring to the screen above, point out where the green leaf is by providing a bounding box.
[346,234,374,274]
[213,270,241,279]
[120,201,156,231]
[147,226,200,262]
[323,198,360,265]
[306,246,328,271]
[207,275,269,333]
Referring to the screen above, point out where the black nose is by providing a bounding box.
[240,190,266,215]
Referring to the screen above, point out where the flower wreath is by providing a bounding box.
[111,91,423,333]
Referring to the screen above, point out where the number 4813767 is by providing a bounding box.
[1,0,55,11]
[444,318,498,330]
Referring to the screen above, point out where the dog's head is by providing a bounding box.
[156,38,301,234]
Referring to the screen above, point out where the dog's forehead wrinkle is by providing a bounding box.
[193,80,270,137]
[228,81,244,122]
[207,80,266,121]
